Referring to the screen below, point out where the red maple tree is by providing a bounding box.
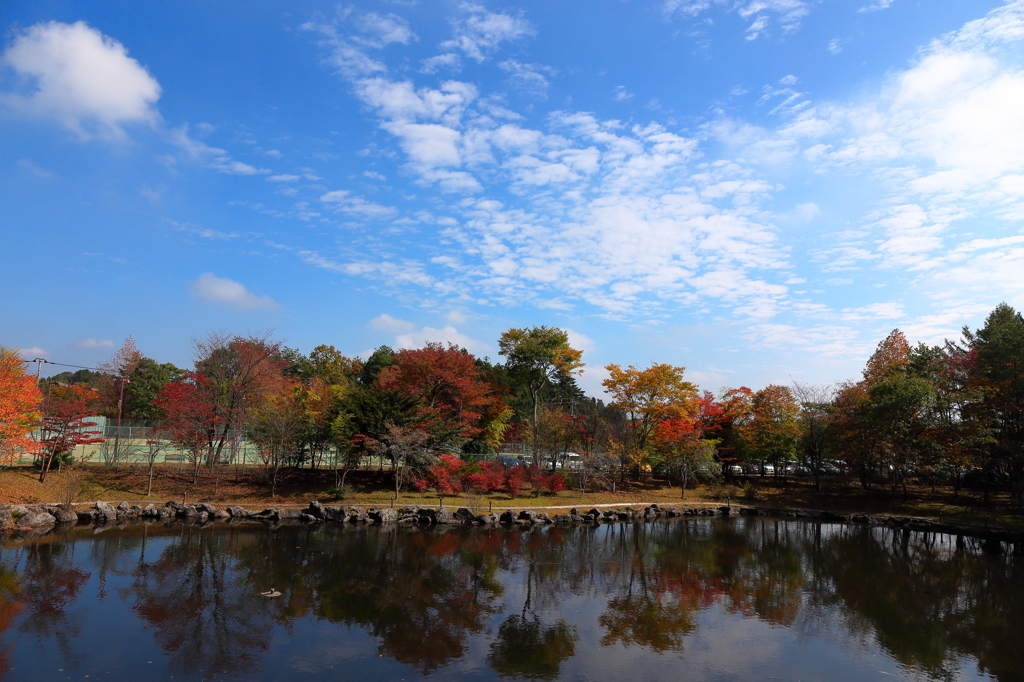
[377,342,505,446]
[38,385,104,482]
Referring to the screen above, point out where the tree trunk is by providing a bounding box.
[39,450,54,483]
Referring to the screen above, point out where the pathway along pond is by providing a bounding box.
[0,518,1021,682]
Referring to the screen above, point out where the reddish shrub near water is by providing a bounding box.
[466,460,506,493]
[413,455,560,498]
[483,461,508,490]
[523,465,566,495]
[545,472,566,493]
[505,466,526,498]
[428,454,465,495]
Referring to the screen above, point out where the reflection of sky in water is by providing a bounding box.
[0,520,1015,682]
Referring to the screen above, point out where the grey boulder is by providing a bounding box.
[95,501,117,521]
[16,509,55,528]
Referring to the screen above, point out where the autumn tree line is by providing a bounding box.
[1,303,1023,502]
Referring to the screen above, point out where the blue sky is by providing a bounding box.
[2,0,1023,395]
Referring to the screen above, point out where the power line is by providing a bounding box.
[21,358,101,372]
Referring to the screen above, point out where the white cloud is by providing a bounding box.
[174,222,240,239]
[420,53,462,74]
[301,20,387,78]
[499,60,553,98]
[440,4,534,62]
[797,0,1024,305]
[170,125,271,175]
[75,338,115,349]
[663,0,811,38]
[840,302,905,321]
[369,313,416,333]
[17,158,53,178]
[382,121,463,167]
[0,21,161,139]
[563,328,595,354]
[859,0,894,12]
[293,0,1024,354]
[395,325,487,353]
[268,174,301,182]
[189,273,280,311]
[794,202,820,221]
[320,190,397,218]
[17,346,49,360]
[308,17,790,317]
[354,12,417,47]
[613,86,634,101]
[445,310,468,325]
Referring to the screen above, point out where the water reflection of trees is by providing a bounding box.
[0,542,90,673]
[488,614,576,680]
[496,520,1021,682]
[0,561,21,679]
[305,526,507,673]
[126,526,279,678]
[0,519,1021,681]
[813,525,1024,682]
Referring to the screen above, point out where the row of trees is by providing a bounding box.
[1,303,1022,502]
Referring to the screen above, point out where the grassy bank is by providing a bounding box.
[2,465,1022,529]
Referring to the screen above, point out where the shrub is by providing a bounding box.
[545,472,566,494]
[325,484,353,500]
[742,482,758,501]
[505,466,526,498]
[424,454,466,496]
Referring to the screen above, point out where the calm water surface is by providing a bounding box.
[0,518,1020,682]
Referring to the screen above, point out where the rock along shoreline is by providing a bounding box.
[1,500,1021,554]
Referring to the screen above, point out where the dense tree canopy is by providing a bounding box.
[0,346,42,467]
[7,303,1024,504]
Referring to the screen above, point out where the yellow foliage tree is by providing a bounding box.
[602,362,698,477]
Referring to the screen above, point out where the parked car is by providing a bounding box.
[495,455,520,468]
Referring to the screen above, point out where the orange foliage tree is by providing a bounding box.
[0,346,42,468]
[603,362,699,478]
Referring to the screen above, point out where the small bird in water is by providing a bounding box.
[259,589,281,598]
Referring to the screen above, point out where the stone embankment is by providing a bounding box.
[1,501,1021,553]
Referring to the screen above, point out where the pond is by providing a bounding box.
[0,517,1020,682]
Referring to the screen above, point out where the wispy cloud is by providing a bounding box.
[190,273,280,311]
[499,60,554,99]
[859,0,895,13]
[612,86,634,101]
[440,4,534,62]
[170,125,271,175]
[75,338,114,349]
[663,0,812,39]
